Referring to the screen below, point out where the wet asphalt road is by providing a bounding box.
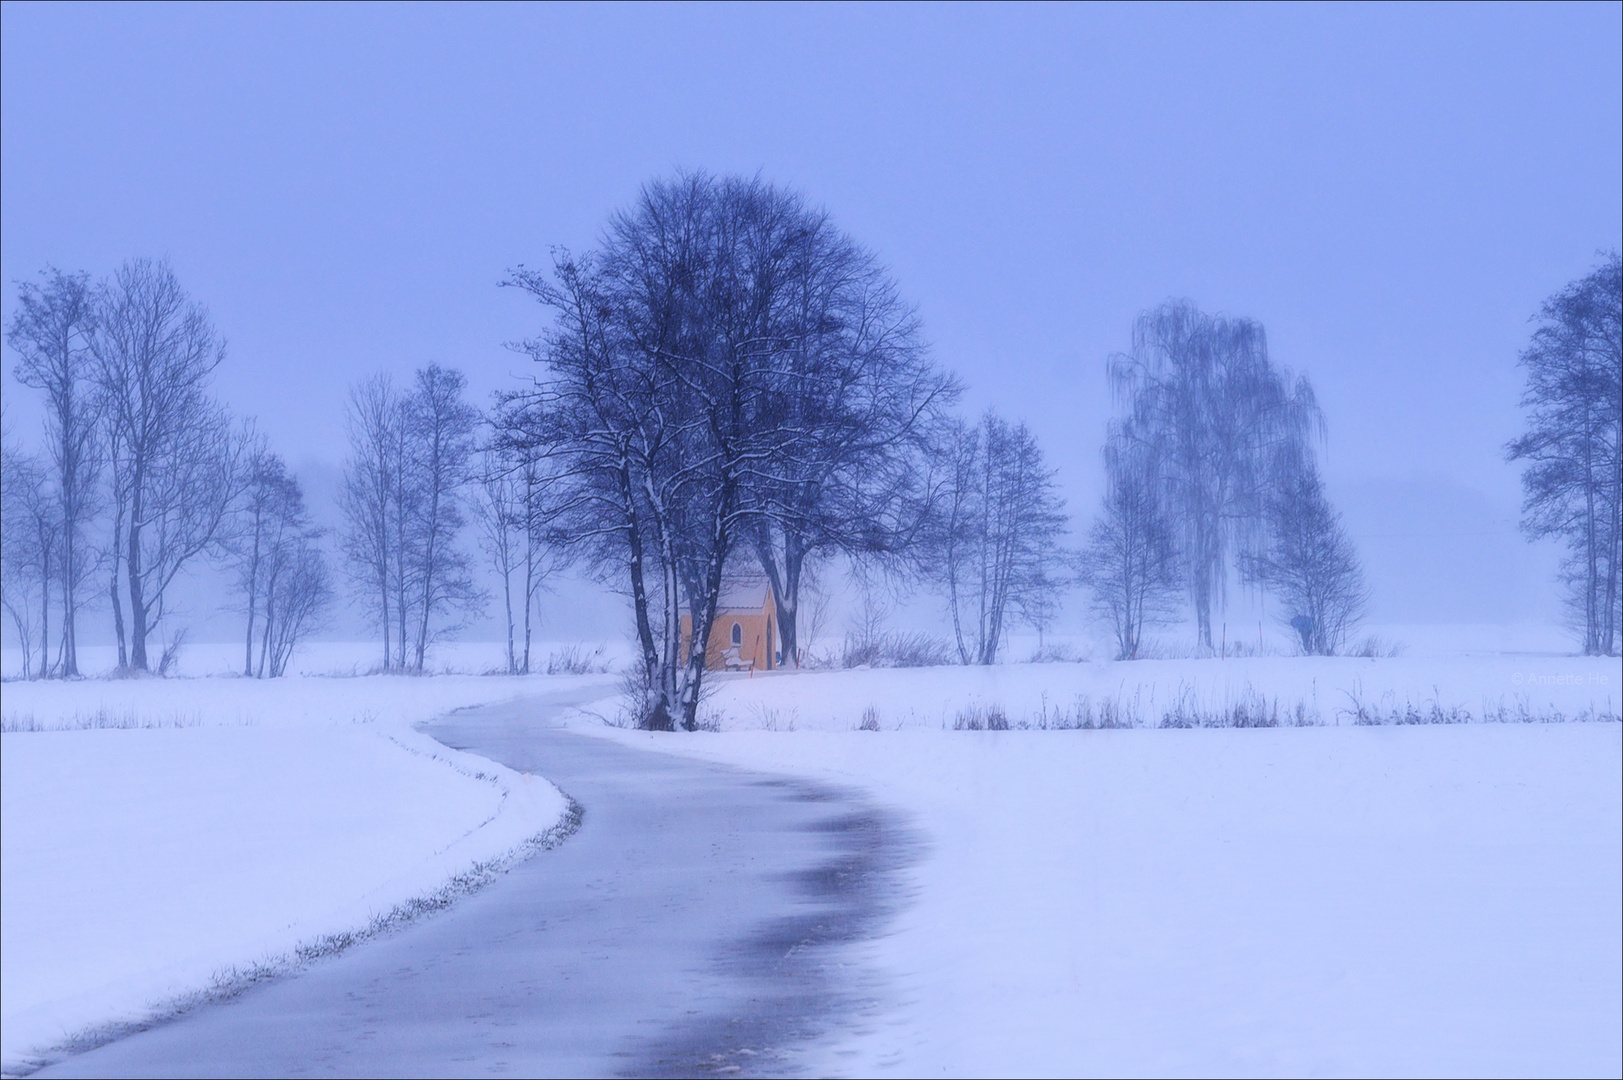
[34,691,911,1078]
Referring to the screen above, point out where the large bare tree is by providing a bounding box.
[504,249,678,720]
[7,268,100,676]
[340,374,407,670]
[1507,252,1622,656]
[931,412,1067,665]
[740,197,956,668]
[506,172,953,727]
[92,259,245,672]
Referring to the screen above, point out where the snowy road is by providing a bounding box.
[35,694,912,1078]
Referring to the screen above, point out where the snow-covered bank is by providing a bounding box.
[0,638,630,680]
[0,672,610,1073]
[578,694,1622,1074]
[0,669,615,733]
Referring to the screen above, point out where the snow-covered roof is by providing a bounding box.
[714,578,772,614]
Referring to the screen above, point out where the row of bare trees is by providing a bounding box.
[339,367,482,673]
[4,260,332,677]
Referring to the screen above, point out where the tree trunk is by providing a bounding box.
[379,577,391,671]
[415,472,440,673]
[502,560,516,675]
[61,519,78,677]
[756,532,804,669]
[244,531,261,676]
[522,543,534,675]
[38,541,51,679]
[127,521,149,672]
[258,578,276,678]
[60,406,81,678]
[619,464,660,695]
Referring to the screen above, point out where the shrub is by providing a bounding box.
[841,629,955,669]
[547,644,612,675]
[952,703,1010,731]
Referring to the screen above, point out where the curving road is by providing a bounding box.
[36,690,912,1078]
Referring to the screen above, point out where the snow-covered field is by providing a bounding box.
[566,643,1621,1076]
[0,668,610,1072]
[2,633,1619,1076]
[583,717,1622,1077]
[690,651,1620,732]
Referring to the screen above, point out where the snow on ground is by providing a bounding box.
[0,666,613,1071]
[0,667,615,733]
[3,634,1617,1075]
[690,652,1620,732]
[571,652,1622,1076]
[0,637,631,680]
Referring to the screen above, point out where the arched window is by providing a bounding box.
[730,622,742,647]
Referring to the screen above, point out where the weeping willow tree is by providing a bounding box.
[1108,300,1321,652]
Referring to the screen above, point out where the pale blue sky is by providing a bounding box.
[4,2,1619,626]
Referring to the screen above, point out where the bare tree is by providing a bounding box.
[506,176,792,726]
[261,536,333,678]
[234,435,276,675]
[1,430,55,678]
[513,441,561,673]
[340,366,480,673]
[1507,252,1622,656]
[7,267,100,677]
[1109,300,1319,652]
[506,173,953,724]
[931,412,1067,665]
[503,252,671,708]
[92,259,245,672]
[405,364,480,671]
[340,374,407,670]
[1240,452,1367,655]
[1078,433,1181,660]
[740,197,956,669]
[474,442,525,674]
[235,445,329,676]
[472,433,568,675]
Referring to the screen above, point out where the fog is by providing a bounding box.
[3,3,1618,651]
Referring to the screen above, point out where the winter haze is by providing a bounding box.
[5,5,1618,637]
[2,4,1619,1078]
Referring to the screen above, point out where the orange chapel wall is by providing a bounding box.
[678,605,776,672]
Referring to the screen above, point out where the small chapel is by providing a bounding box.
[679,577,778,672]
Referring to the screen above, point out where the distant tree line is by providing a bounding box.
[9,185,1609,685]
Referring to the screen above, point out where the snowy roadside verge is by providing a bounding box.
[0,674,610,1075]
